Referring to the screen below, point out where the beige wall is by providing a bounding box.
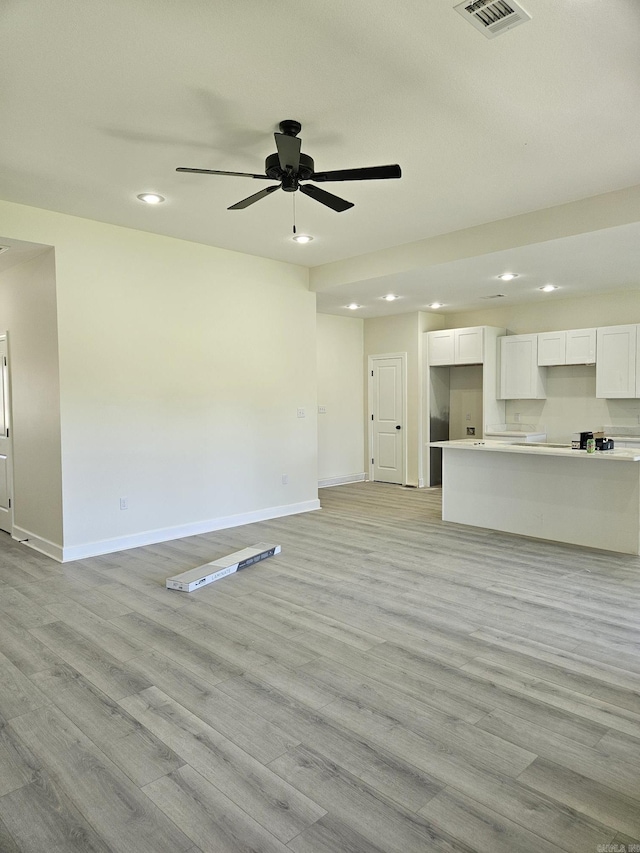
[0,249,63,546]
[449,289,640,334]
[316,313,364,483]
[0,199,317,559]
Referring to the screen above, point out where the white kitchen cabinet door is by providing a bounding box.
[566,328,596,364]
[499,334,546,399]
[454,327,484,364]
[595,325,636,398]
[537,331,566,365]
[427,330,455,366]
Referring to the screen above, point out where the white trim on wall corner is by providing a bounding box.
[13,527,64,562]
[20,499,321,563]
[318,473,366,489]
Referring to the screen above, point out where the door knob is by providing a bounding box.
[395,425,401,430]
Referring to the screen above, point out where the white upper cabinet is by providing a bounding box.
[537,328,596,366]
[455,327,484,364]
[537,331,566,366]
[427,330,455,365]
[428,327,484,366]
[499,334,546,399]
[566,328,596,364]
[596,325,637,398]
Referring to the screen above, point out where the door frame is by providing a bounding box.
[0,333,14,536]
[367,352,408,486]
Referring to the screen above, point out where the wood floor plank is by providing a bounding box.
[36,673,186,786]
[0,772,113,853]
[269,744,474,853]
[111,611,243,683]
[477,707,640,796]
[29,621,153,701]
[0,814,19,853]
[418,786,600,853]
[0,716,39,797]
[0,613,65,676]
[9,705,193,853]
[126,649,300,763]
[44,598,150,661]
[142,764,291,853]
[215,673,445,812]
[286,813,391,853]
[0,654,50,720]
[460,657,640,739]
[518,757,640,840]
[120,686,326,843]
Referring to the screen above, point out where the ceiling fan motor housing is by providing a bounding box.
[265,152,315,182]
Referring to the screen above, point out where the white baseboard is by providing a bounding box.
[25,499,321,563]
[13,527,64,562]
[318,473,366,489]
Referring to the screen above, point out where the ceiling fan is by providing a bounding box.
[176,119,401,212]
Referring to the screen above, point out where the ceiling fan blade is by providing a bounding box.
[299,183,353,212]
[274,132,301,172]
[311,164,402,182]
[228,185,281,210]
[176,167,270,179]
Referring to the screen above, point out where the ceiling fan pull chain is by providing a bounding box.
[293,193,297,235]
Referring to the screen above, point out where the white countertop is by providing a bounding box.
[430,438,640,462]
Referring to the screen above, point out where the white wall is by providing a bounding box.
[316,313,364,485]
[0,199,318,560]
[0,249,63,546]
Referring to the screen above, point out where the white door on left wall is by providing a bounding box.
[0,336,13,534]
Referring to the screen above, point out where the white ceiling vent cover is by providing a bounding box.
[454,0,531,38]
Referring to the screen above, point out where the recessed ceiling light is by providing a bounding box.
[137,193,165,204]
[346,303,361,310]
[498,273,518,281]
[539,284,559,292]
[428,302,444,309]
[382,294,398,301]
[292,234,313,243]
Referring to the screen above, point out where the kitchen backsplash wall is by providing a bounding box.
[504,365,640,443]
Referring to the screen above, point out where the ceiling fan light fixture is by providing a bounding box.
[292,234,313,244]
[498,273,518,281]
[137,193,165,204]
[539,284,559,292]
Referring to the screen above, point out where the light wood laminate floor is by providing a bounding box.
[1,482,639,852]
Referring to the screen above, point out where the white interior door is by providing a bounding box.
[0,337,13,534]
[370,355,405,484]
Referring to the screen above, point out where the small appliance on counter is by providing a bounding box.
[485,424,547,443]
[571,431,614,451]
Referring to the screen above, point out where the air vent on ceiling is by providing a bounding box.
[0,247,9,255]
[480,293,506,299]
[454,0,531,38]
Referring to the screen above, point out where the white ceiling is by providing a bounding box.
[1,0,639,315]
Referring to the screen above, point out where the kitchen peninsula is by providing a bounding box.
[431,439,640,554]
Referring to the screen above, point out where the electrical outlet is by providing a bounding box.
[318,405,327,414]
[514,412,521,423]
[297,408,305,418]
[281,474,288,485]
[119,497,128,510]
[465,413,471,421]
